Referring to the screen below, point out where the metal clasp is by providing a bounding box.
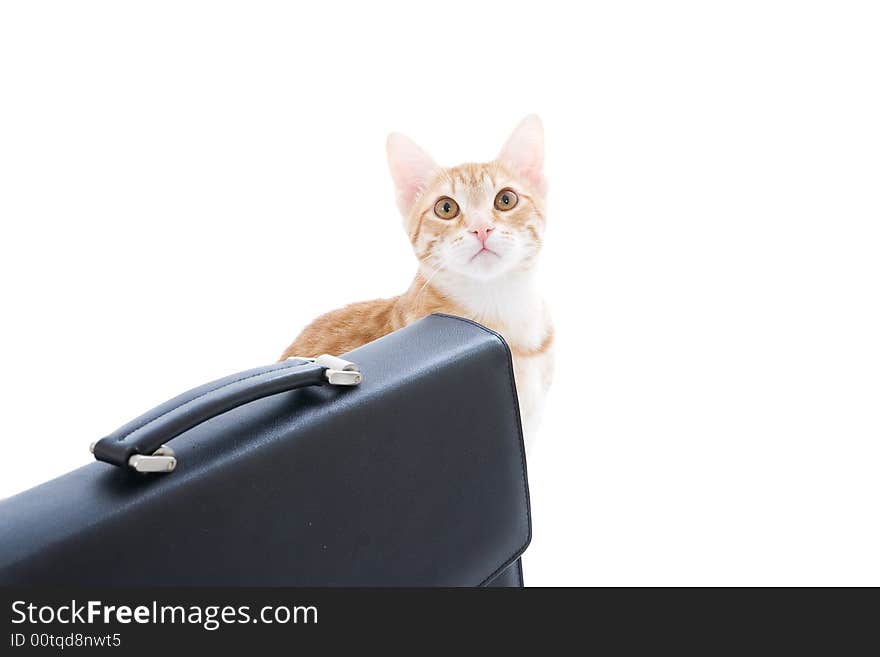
[315,354,362,385]
[128,445,177,473]
[288,354,362,386]
[89,442,177,473]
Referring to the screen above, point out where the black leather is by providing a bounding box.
[93,358,325,467]
[0,314,531,586]
[486,558,524,587]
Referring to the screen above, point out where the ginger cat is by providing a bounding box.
[281,116,553,449]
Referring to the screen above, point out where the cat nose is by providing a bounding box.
[470,224,495,246]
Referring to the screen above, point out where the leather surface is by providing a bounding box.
[0,314,531,586]
[486,558,524,587]
[93,358,325,467]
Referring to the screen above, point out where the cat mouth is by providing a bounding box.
[469,247,499,262]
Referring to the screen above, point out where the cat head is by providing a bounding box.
[387,115,546,281]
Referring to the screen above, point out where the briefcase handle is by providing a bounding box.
[91,355,361,473]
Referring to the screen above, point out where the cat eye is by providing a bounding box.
[494,188,518,211]
[433,197,460,220]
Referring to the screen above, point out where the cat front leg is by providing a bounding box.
[513,350,553,453]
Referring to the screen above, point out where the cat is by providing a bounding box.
[281,115,553,449]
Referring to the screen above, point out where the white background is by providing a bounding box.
[1,2,878,586]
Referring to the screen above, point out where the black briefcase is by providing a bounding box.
[0,314,531,587]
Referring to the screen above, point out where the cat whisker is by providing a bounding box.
[416,258,446,300]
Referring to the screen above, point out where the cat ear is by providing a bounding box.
[386,133,438,216]
[498,114,545,193]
